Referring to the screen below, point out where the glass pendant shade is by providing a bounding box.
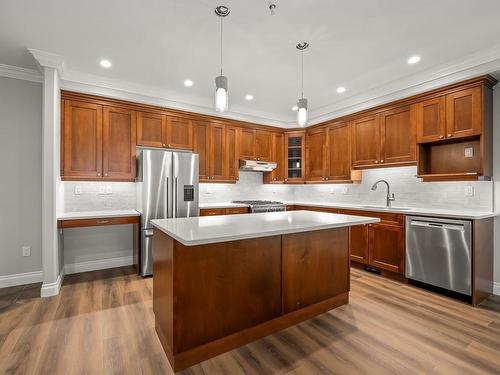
[297,98,308,127]
[215,75,228,113]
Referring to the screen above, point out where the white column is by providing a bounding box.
[29,49,65,297]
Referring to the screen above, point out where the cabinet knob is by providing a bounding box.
[273,178,276,181]
[257,158,260,161]
[236,177,239,180]
[104,173,108,177]
[369,224,373,227]
[439,135,444,139]
[285,178,288,181]
[375,160,379,164]
[325,177,329,180]
[380,160,384,163]
[447,134,453,138]
[168,144,171,147]
[162,143,166,147]
[97,173,101,177]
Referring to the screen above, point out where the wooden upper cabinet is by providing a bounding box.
[326,122,351,181]
[137,112,166,148]
[166,116,193,150]
[226,126,239,182]
[379,105,416,165]
[351,114,380,167]
[445,86,482,139]
[306,128,327,181]
[255,130,272,161]
[416,97,446,143]
[238,128,256,159]
[102,106,137,180]
[192,120,210,181]
[62,100,103,179]
[209,123,226,181]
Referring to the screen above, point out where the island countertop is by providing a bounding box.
[151,210,379,246]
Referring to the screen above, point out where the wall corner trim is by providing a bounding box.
[0,270,43,289]
[40,269,65,298]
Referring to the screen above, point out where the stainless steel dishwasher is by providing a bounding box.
[406,216,472,296]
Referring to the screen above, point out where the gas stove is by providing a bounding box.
[232,200,286,213]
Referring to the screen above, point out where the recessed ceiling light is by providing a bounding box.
[245,94,254,101]
[184,79,194,87]
[291,105,298,111]
[407,55,421,65]
[336,87,346,94]
[100,59,112,68]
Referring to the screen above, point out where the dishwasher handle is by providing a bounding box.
[410,220,465,232]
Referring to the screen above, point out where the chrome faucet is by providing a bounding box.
[371,179,395,208]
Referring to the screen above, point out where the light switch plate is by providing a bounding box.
[465,186,474,197]
[99,185,106,194]
[22,246,31,257]
[464,147,474,158]
[74,185,82,195]
[106,185,113,194]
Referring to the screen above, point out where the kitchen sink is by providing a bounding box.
[361,205,412,211]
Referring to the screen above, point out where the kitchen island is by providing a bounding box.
[151,210,379,371]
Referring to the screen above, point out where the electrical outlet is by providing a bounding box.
[329,187,335,194]
[99,185,106,194]
[74,185,82,195]
[22,246,31,257]
[342,187,349,195]
[464,147,474,158]
[106,185,113,194]
[465,186,474,197]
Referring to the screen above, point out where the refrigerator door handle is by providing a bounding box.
[144,229,154,237]
[174,177,178,218]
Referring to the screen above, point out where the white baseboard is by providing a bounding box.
[0,270,44,289]
[40,269,65,298]
[494,282,500,296]
[64,255,133,275]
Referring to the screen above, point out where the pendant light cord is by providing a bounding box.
[220,17,223,75]
[301,50,304,98]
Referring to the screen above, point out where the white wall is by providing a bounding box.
[0,76,43,278]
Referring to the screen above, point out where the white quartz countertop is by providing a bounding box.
[151,210,380,246]
[58,210,140,220]
[285,201,495,220]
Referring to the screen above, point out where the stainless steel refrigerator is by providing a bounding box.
[136,148,199,276]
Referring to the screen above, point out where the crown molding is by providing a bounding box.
[304,44,500,127]
[0,64,42,83]
[60,70,291,128]
[28,48,66,75]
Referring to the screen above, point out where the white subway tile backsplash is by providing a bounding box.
[62,167,493,213]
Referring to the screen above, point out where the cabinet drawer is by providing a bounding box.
[338,209,404,226]
[60,216,139,228]
[294,205,340,214]
[200,208,225,216]
[225,207,249,215]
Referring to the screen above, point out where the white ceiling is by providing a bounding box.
[2,0,500,126]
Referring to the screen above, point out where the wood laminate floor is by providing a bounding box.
[1,266,499,375]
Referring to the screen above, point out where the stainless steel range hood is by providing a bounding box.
[239,159,277,172]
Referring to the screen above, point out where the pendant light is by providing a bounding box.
[296,42,309,127]
[215,6,230,113]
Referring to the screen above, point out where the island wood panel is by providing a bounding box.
[102,106,136,180]
[171,235,282,352]
[282,228,349,313]
[136,111,166,148]
[62,100,103,179]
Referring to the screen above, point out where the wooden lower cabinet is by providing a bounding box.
[368,222,405,274]
[349,223,369,263]
[200,207,249,216]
